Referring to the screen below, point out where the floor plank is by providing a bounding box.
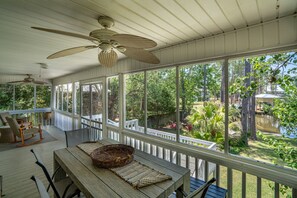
[0,126,66,198]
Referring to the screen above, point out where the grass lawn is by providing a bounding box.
[221,134,297,198]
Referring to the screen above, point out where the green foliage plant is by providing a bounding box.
[187,101,224,145]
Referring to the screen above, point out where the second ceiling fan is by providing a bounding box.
[32,16,160,67]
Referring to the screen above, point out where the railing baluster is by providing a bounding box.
[257,177,261,198]
[227,168,233,198]
[274,183,279,198]
[204,161,209,182]
[195,158,198,179]
[216,164,220,186]
[156,146,159,158]
[186,155,189,169]
[176,152,181,166]
[170,150,173,163]
[143,142,146,152]
[242,172,246,198]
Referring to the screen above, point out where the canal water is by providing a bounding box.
[256,114,296,138]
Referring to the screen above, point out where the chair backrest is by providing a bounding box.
[0,112,10,126]
[30,149,61,198]
[31,176,50,198]
[6,117,20,137]
[64,128,92,147]
[187,178,216,198]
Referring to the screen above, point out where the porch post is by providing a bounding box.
[102,77,108,139]
[72,82,75,130]
[224,58,229,154]
[13,85,15,111]
[176,66,180,143]
[144,71,147,134]
[119,73,125,143]
[33,85,36,109]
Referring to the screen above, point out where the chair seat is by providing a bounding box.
[55,177,79,198]
[190,177,227,198]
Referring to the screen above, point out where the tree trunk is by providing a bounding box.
[241,60,251,146]
[250,68,257,140]
[181,69,186,121]
[241,97,249,146]
[203,65,207,101]
[249,94,257,140]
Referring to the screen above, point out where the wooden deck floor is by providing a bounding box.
[0,126,66,198]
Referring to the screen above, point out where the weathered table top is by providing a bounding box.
[54,139,190,198]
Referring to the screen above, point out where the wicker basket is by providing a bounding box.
[90,144,134,168]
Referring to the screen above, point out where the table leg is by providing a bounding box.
[53,154,66,182]
[176,170,190,198]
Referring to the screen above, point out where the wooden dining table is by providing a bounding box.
[53,139,190,198]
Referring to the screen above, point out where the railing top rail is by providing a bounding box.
[3,108,52,115]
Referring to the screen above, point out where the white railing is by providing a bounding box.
[3,108,52,126]
[80,116,103,140]
[106,125,297,198]
[122,118,218,180]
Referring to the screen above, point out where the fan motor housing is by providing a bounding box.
[98,16,114,28]
[90,29,117,42]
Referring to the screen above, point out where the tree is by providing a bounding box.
[0,84,13,110]
[230,52,297,139]
[180,63,221,121]
[108,76,119,121]
[125,73,145,125]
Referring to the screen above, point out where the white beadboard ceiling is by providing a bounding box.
[0,0,296,81]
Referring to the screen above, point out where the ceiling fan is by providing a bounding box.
[31,16,160,67]
[8,74,48,85]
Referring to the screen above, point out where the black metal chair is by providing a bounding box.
[30,149,80,198]
[178,177,216,198]
[31,176,50,198]
[64,128,95,147]
[0,175,4,198]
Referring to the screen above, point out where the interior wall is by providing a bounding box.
[53,15,297,85]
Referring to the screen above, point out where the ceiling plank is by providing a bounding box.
[216,0,247,29]
[237,0,261,25]
[198,0,234,32]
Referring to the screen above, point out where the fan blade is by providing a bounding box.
[98,50,118,67]
[7,80,24,84]
[47,45,98,59]
[112,34,157,49]
[31,27,100,42]
[122,47,160,64]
